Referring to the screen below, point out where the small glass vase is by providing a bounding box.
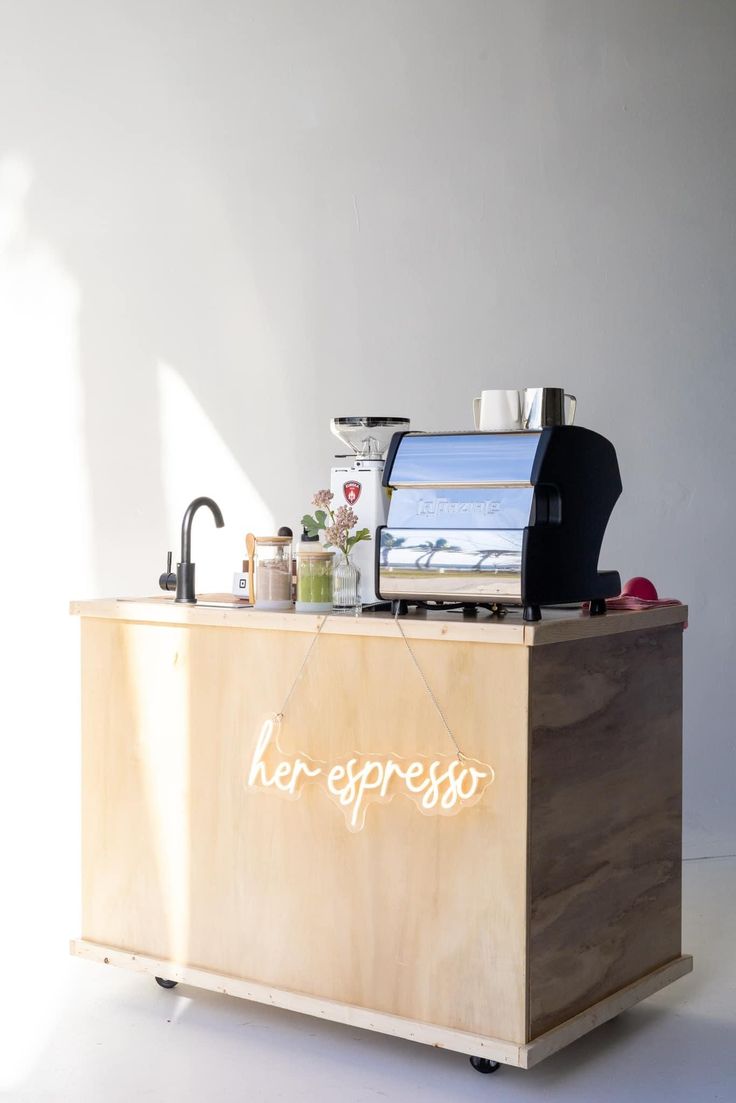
[332,554,361,615]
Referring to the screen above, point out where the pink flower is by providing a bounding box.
[334,504,358,530]
[324,522,346,549]
[312,489,334,510]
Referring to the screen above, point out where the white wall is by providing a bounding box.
[1,0,734,963]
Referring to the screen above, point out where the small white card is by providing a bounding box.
[232,572,250,599]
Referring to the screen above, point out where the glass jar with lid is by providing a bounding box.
[296,545,334,613]
[253,535,293,611]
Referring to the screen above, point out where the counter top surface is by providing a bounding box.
[70,596,687,647]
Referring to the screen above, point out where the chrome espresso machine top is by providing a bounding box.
[376,426,622,622]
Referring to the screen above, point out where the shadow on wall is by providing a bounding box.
[0,5,394,598]
[0,143,280,595]
[2,120,301,595]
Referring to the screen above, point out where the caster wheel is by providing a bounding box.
[469,1056,500,1074]
[155,976,178,989]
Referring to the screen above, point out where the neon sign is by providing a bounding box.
[246,717,495,832]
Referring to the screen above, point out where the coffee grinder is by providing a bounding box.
[330,417,410,606]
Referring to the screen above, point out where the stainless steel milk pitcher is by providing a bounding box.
[521,388,576,430]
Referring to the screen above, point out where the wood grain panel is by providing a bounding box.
[527,625,683,1038]
[81,618,530,1042]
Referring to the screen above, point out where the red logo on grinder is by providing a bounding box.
[343,480,362,505]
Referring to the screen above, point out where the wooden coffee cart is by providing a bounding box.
[70,598,691,1073]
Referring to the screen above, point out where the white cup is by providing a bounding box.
[472,389,523,431]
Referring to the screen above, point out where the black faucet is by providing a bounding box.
[159,496,225,604]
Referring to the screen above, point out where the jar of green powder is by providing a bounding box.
[296,546,335,613]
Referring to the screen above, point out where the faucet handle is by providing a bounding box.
[159,550,177,592]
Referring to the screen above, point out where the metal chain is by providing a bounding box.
[391,611,465,760]
[276,612,464,760]
[275,615,330,720]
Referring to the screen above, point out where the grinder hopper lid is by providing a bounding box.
[331,416,410,458]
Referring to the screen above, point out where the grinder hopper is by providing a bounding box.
[330,417,410,459]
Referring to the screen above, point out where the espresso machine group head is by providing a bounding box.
[377,426,622,621]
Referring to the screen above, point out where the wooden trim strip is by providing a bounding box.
[69,939,524,1065]
[521,955,693,1068]
[68,600,525,644]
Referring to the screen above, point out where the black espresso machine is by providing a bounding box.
[376,426,622,621]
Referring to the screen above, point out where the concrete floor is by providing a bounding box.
[1,857,733,1103]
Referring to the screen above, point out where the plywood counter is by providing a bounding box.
[69,598,691,1071]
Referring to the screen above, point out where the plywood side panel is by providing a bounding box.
[81,619,530,1042]
[527,626,683,1038]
